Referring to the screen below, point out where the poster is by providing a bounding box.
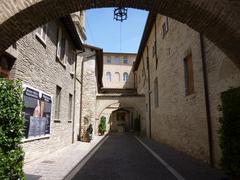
[23,85,52,139]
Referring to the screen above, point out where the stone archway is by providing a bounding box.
[0,0,239,66]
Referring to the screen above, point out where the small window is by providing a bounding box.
[106,72,112,81]
[154,78,159,107]
[162,17,169,38]
[115,72,120,81]
[68,94,73,121]
[36,24,48,44]
[123,72,128,81]
[56,27,66,64]
[184,53,194,95]
[55,86,62,119]
[123,58,128,64]
[107,59,111,64]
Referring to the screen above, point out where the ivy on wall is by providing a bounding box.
[219,87,240,177]
[0,79,25,179]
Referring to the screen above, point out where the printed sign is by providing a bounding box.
[23,86,52,139]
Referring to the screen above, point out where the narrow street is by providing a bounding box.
[73,133,226,180]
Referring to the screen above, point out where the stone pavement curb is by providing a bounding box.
[24,135,108,180]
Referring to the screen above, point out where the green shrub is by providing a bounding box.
[134,116,141,132]
[98,116,106,135]
[219,87,240,177]
[0,79,25,179]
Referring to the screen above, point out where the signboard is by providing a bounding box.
[23,85,52,139]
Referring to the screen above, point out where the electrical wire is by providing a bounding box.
[85,13,96,45]
[120,22,122,52]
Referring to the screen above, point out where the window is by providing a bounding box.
[70,50,76,75]
[55,86,61,119]
[107,59,111,64]
[123,58,128,64]
[0,54,15,79]
[123,72,128,81]
[114,58,121,64]
[154,78,159,107]
[184,53,194,95]
[115,72,120,81]
[56,27,67,64]
[68,94,73,121]
[162,17,169,38]
[36,24,48,44]
[106,72,112,81]
[152,42,156,58]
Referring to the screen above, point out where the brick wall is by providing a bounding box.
[9,20,81,162]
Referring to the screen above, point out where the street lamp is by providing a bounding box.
[114,7,128,22]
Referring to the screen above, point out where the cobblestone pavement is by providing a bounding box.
[73,133,227,180]
[24,135,105,180]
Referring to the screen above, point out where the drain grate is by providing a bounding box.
[41,160,54,164]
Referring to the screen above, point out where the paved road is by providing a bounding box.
[73,133,226,180]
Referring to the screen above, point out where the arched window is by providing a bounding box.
[114,72,120,81]
[106,72,111,81]
[123,72,128,81]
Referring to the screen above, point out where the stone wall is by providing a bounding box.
[9,20,82,162]
[136,14,240,165]
[203,38,240,165]
[80,54,97,138]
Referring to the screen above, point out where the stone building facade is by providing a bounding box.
[102,52,136,89]
[133,13,240,166]
[96,52,146,134]
[0,15,86,162]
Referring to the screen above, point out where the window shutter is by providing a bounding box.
[64,40,69,64]
[56,28,62,59]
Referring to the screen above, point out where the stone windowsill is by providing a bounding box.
[35,34,47,48]
[21,135,50,143]
[56,57,66,68]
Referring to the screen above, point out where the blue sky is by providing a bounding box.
[85,8,148,53]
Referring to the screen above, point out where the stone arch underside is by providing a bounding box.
[96,96,145,119]
[0,0,239,66]
[97,97,146,133]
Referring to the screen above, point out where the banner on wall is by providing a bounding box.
[23,85,52,139]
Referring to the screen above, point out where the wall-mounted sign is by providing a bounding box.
[23,85,52,139]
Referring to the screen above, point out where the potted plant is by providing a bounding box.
[98,116,106,136]
[86,124,93,142]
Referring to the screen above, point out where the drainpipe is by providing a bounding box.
[79,52,96,141]
[200,34,214,167]
[146,46,152,139]
[134,71,136,88]
[72,54,77,144]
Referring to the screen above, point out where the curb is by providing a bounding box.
[63,135,109,180]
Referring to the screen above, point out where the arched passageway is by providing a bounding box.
[0,0,239,66]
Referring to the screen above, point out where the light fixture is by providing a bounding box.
[114,7,128,22]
